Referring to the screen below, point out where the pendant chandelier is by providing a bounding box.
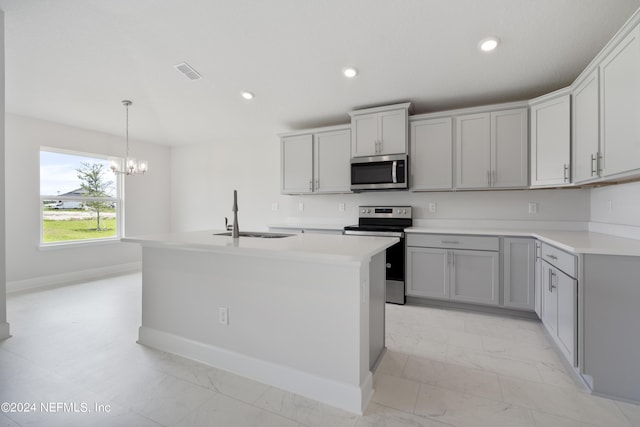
[111,100,148,175]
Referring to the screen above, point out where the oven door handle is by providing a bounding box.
[392,160,398,183]
[343,230,404,238]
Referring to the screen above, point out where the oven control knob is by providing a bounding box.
[367,209,372,213]
[403,209,407,214]
[361,209,366,214]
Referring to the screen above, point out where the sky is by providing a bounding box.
[40,151,116,197]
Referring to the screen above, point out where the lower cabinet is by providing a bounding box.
[406,247,449,299]
[407,234,535,311]
[540,243,577,366]
[449,250,499,305]
[503,238,536,310]
[406,234,499,307]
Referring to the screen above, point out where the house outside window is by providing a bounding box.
[40,148,123,246]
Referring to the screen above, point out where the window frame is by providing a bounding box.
[39,147,124,248]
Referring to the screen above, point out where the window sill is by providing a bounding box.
[39,237,123,251]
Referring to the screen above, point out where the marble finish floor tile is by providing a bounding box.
[2,274,639,427]
[499,376,632,427]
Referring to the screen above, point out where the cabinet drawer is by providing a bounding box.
[407,234,499,251]
[541,242,577,278]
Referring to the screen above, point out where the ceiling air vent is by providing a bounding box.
[174,62,202,80]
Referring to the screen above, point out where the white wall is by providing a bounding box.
[1,11,9,339]
[4,114,171,288]
[171,135,591,232]
[170,135,284,232]
[589,180,640,238]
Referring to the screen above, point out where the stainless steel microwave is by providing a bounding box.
[350,154,408,191]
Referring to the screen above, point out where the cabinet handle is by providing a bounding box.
[309,179,313,191]
[441,240,460,244]
[379,140,383,153]
[545,254,558,261]
[550,270,557,291]
[487,170,491,186]
[563,164,569,182]
[591,154,597,176]
[492,170,496,187]
[597,152,603,174]
[315,179,319,189]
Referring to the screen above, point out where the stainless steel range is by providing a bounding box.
[344,206,412,304]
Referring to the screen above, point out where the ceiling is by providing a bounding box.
[1,0,640,147]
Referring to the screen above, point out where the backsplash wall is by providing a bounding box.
[171,137,592,232]
[282,188,591,228]
[589,180,640,238]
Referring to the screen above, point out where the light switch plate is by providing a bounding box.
[298,203,304,212]
[528,203,538,214]
[428,203,437,213]
[218,307,229,325]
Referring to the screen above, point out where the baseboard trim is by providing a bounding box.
[6,262,141,294]
[138,325,372,414]
[406,296,539,320]
[0,322,11,340]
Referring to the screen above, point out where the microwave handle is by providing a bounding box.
[392,160,397,183]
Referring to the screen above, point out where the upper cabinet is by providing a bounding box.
[455,108,528,190]
[349,103,411,157]
[599,23,640,179]
[280,126,351,194]
[410,117,453,191]
[530,90,572,187]
[573,69,601,183]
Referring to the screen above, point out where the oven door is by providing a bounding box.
[350,154,408,191]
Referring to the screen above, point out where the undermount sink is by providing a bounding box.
[214,231,293,239]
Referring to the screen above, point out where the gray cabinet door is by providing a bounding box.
[410,117,453,191]
[281,134,313,194]
[406,247,449,299]
[530,96,571,187]
[456,113,491,189]
[351,113,378,157]
[541,262,558,335]
[491,108,529,188]
[450,249,499,306]
[314,128,351,193]
[573,69,600,183]
[600,24,640,178]
[503,238,535,311]
[556,269,577,365]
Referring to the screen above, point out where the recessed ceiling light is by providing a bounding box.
[241,91,254,100]
[342,67,358,78]
[479,37,499,52]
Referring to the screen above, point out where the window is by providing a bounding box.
[40,148,122,245]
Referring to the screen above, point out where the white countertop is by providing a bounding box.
[406,227,640,256]
[268,222,350,231]
[122,230,398,264]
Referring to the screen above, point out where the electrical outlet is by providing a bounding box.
[271,202,279,212]
[218,307,229,325]
[608,200,613,214]
[528,203,538,214]
[298,202,304,212]
[428,203,437,213]
[339,203,346,212]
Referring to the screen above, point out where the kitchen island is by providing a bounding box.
[122,230,398,414]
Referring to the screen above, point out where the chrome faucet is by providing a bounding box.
[231,190,239,238]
